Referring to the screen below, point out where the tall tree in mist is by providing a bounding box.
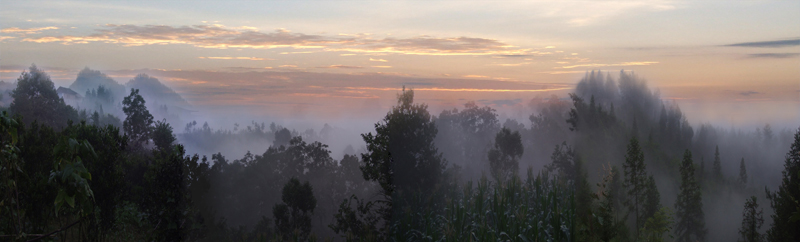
[488,127,523,181]
[123,88,154,148]
[739,158,747,187]
[623,137,647,237]
[674,150,707,242]
[739,196,764,242]
[713,145,722,181]
[360,87,446,224]
[9,65,77,128]
[765,127,800,241]
[643,175,661,223]
[153,119,176,152]
[273,178,317,240]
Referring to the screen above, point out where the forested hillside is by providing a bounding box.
[1,65,798,241]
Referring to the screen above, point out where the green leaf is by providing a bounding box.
[66,194,75,208]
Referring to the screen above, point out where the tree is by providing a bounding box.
[122,88,154,148]
[273,178,317,240]
[152,119,176,152]
[643,175,661,222]
[739,196,764,242]
[9,64,77,129]
[623,137,647,238]
[713,145,722,181]
[360,87,446,227]
[639,207,674,242]
[487,127,523,181]
[765,127,800,241]
[674,150,706,242]
[739,158,747,187]
[274,128,291,147]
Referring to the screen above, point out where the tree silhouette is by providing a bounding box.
[488,127,523,181]
[623,137,647,238]
[713,145,722,181]
[122,89,154,148]
[9,65,77,129]
[273,178,316,240]
[739,196,764,242]
[739,158,747,187]
[765,127,800,241]
[152,119,176,152]
[674,150,706,242]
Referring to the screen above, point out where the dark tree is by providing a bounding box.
[273,178,317,240]
[765,127,800,241]
[274,128,291,147]
[122,88,154,148]
[487,127,523,181]
[360,87,446,226]
[153,119,176,152]
[9,65,77,129]
[674,150,706,242]
[623,137,647,237]
[643,175,661,222]
[739,158,747,187]
[713,145,722,181]
[739,196,764,242]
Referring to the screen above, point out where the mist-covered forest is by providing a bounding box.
[1,64,799,242]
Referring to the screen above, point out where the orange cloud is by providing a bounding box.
[560,61,659,69]
[198,56,268,60]
[20,24,538,56]
[1,26,58,34]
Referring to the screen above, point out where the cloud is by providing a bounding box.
[1,26,58,34]
[479,98,523,106]
[371,66,392,68]
[198,56,269,60]
[279,65,298,68]
[19,24,535,56]
[559,61,658,69]
[463,75,490,78]
[725,38,800,48]
[317,65,363,69]
[745,53,799,59]
[0,36,15,41]
[369,58,388,62]
[739,91,759,96]
[490,62,531,67]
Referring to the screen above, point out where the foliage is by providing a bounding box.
[153,119,176,152]
[122,88,154,148]
[393,170,575,242]
[9,64,77,129]
[623,137,648,238]
[765,127,800,241]
[674,150,706,242]
[273,178,317,240]
[488,127,523,181]
[738,196,764,242]
[638,207,673,242]
[360,87,447,233]
[739,158,748,187]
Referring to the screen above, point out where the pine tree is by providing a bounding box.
[643,175,661,221]
[674,150,707,242]
[765,127,800,241]
[713,145,722,181]
[739,158,747,187]
[623,137,647,239]
[738,196,764,242]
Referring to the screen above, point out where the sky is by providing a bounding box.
[1,0,798,130]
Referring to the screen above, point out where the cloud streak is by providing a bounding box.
[18,24,535,56]
[1,26,59,34]
[725,38,800,48]
[745,53,799,59]
[559,61,658,69]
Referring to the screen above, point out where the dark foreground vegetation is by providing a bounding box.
[1,65,799,241]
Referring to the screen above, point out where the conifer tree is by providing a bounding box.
[623,137,647,239]
[674,150,706,242]
[739,158,747,187]
[713,145,722,181]
[643,175,661,221]
[765,127,800,241]
[739,196,764,242]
